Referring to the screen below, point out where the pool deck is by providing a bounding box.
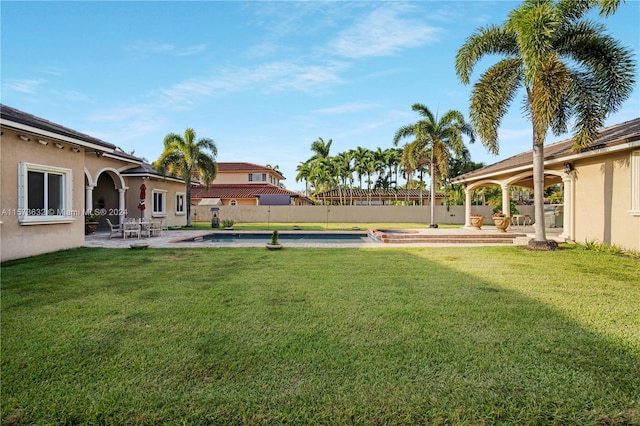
[84,226,565,249]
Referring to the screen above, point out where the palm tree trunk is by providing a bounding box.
[430,151,435,226]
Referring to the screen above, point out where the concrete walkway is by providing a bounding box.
[84,226,565,249]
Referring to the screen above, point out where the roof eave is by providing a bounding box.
[452,138,640,185]
[1,118,115,152]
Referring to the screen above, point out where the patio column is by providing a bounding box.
[118,189,126,224]
[464,187,472,228]
[559,172,574,241]
[501,184,510,216]
[85,185,93,213]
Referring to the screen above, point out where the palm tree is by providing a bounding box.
[394,104,474,227]
[455,0,635,247]
[308,137,333,162]
[333,152,354,205]
[352,147,372,189]
[156,128,218,227]
[295,162,312,197]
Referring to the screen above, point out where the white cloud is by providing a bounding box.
[329,4,440,58]
[176,44,208,57]
[127,40,175,53]
[2,78,46,94]
[126,41,207,56]
[313,102,378,115]
[154,60,348,107]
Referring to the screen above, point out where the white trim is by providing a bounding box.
[453,140,640,184]
[152,189,167,217]
[1,119,112,152]
[175,192,186,215]
[120,172,185,184]
[17,162,75,225]
[630,150,640,216]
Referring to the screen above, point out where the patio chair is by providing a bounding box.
[150,220,162,237]
[106,218,123,239]
[123,219,141,239]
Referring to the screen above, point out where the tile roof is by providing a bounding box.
[218,162,285,179]
[316,188,445,198]
[452,118,640,183]
[1,104,116,150]
[192,184,299,199]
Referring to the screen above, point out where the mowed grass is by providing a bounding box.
[1,246,639,425]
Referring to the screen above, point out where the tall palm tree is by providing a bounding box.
[295,162,312,197]
[308,137,333,162]
[156,128,218,227]
[351,146,371,189]
[455,0,635,247]
[394,104,474,227]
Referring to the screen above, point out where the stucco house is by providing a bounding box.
[452,118,640,251]
[192,162,312,207]
[0,104,187,261]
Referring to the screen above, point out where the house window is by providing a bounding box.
[230,199,237,206]
[152,190,167,216]
[18,162,73,224]
[631,150,640,215]
[248,173,266,182]
[175,193,185,215]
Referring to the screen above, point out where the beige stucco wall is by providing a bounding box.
[190,204,495,225]
[1,129,86,261]
[573,151,640,251]
[213,169,282,186]
[124,177,188,227]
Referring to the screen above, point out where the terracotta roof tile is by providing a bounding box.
[218,162,285,178]
[316,189,445,198]
[192,184,299,199]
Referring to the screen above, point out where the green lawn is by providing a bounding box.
[1,246,639,425]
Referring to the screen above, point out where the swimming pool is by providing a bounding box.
[181,231,372,244]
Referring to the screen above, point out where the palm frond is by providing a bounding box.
[469,58,523,155]
[455,25,518,85]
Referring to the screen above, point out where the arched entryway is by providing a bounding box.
[87,168,127,229]
[462,169,572,240]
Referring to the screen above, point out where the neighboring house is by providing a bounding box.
[192,162,312,206]
[314,188,447,206]
[452,118,640,251]
[0,104,187,261]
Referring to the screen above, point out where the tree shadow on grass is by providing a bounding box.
[1,247,639,425]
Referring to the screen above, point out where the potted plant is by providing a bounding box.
[492,210,510,232]
[469,212,484,230]
[85,211,101,235]
[266,230,282,250]
[222,219,234,230]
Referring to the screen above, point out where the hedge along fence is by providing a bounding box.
[189,204,535,225]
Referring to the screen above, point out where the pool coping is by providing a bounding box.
[84,227,565,249]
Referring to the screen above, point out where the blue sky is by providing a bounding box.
[2,1,638,192]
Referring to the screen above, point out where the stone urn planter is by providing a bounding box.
[493,216,510,232]
[84,212,101,235]
[85,222,99,235]
[266,230,283,250]
[469,215,484,230]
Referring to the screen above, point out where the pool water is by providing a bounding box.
[183,232,372,244]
